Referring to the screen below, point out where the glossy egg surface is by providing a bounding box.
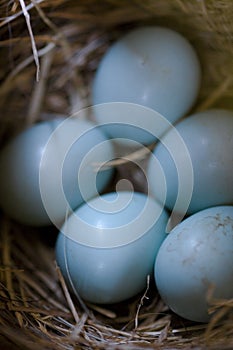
[154,205,233,322]
[147,109,233,216]
[92,26,201,144]
[0,118,114,226]
[56,191,169,304]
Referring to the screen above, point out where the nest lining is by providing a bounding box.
[0,0,233,349]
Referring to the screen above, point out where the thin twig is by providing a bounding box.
[70,312,88,340]
[86,303,117,319]
[56,264,80,324]
[93,143,155,171]
[0,0,44,28]
[19,0,40,81]
[27,45,55,125]
[31,0,88,112]
[134,275,150,330]
[0,42,55,98]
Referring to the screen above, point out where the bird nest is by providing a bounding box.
[0,1,233,349]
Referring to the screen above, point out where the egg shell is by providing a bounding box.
[92,26,201,144]
[56,191,169,304]
[147,109,233,216]
[154,205,233,323]
[0,118,114,226]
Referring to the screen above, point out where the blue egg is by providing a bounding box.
[92,26,201,144]
[0,117,114,226]
[55,191,169,304]
[154,206,233,322]
[147,109,233,216]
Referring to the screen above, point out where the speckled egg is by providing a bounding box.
[154,205,233,322]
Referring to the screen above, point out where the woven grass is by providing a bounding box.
[0,0,233,349]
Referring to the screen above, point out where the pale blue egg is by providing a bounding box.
[92,26,201,144]
[55,191,169,304]
[147,109,233,217]
[154,206,233,322]
[0,117,114,226]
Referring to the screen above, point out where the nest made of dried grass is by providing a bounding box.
[0,1,233,349]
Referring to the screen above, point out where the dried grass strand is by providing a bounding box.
[27,45,55,124]
[0,42,55,97]
[18,0,40,81]
[0,0,233,349]
[0,0,44,28]
[197,75,233,111]
[56,265,80,324]
[134,276,150,330]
